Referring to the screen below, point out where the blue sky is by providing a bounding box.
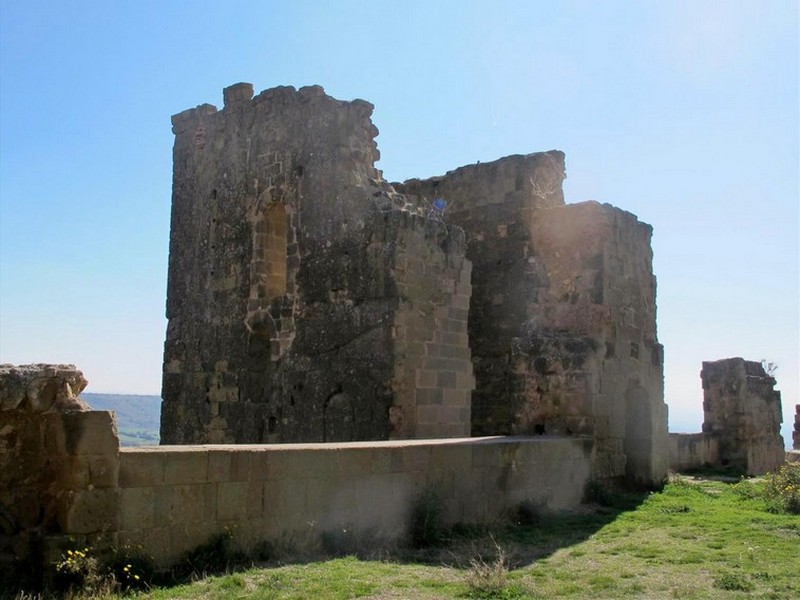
[1,1,797,445]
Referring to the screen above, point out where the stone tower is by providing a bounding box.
[397,160,669,486]
[161,84,474,444]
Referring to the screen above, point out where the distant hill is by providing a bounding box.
[82,392,161,446]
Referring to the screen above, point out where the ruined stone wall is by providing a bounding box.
[397,162,668,486]
[164,84,668,483]
[668,432,720,472]
[700,358,784,475]
[793,405,799,450]
[0,365,119,572]
[1,364,591,572]
[118,435,590,567]
[162,84,472,444]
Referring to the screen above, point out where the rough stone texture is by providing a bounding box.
[162,83,668,486]
[668,432,720,472]
[162,84,473,444]
[118,436,591,567]
[701,358,784,475]
[0,365,119,573]
[1,365,592,571]
[794,404,799,450]
[0,363,89,412]
[397,164,669,486]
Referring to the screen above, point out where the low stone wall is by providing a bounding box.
[117,436,591,566]
[1,365,593,571]
[668,433,720,472]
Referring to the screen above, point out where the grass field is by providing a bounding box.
[10,475,800,599]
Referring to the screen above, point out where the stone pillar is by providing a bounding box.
[701,358,784,475]
[794,404,799,450]
[0,365,121,571]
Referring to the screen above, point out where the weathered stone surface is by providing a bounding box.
[0,364,89,412]
[793,404,799,450]
[117,436,591,567]
[0,365,120,573]
[162,83,670,486]
[701,358,784,475]
[669,432,720,472]
[397,165,668,486]
[162,84,473,444]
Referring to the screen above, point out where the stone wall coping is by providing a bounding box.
[121,434,589,454]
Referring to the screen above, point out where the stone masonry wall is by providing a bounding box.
[0,365,119,572]
[668,432,720,472]
[397,162,669,486]
[794,404,799,450]
[700,358,784,475]
[1,365,591,571]
[162,84,472,444]
[118,435,591,567]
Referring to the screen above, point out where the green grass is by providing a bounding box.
[9,477,800,599]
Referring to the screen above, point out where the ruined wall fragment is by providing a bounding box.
[397,160,669,485]
[0,365,119,573]
[162,84,473,444]
[701,358,784,475]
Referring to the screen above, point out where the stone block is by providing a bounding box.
[415,369,437,388]
[117,527,174,567]
[120,451,164,487]
[399,445,432,472]
[88,454,120,488]
[229,449,252,481]
[246,480,264,519]
[416,406,439,425]
[207,450,232,482]
[60,488,120,534]
[217,481,249,521]
[120,486,155,530]
[349,473,396,527]
[243,450,269,480]
[170,484,215,525]
[337,448,374,476]
[60,411,119,455]
[426,445,470,472]
[305,476,347,521]
[283,449,338,480]
[153,485,174,527]
[58,455,92,490]
[163,450,208,484]
[371,446,395,473]
[263,478,307,518]
[471,442,503,468]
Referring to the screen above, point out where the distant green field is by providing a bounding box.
[82,393,160,446]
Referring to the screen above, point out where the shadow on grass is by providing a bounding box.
[2,489,651,598]
[395,488,650,570]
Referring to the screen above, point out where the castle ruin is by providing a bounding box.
[161,83,669,487]
[669,358,785,475]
